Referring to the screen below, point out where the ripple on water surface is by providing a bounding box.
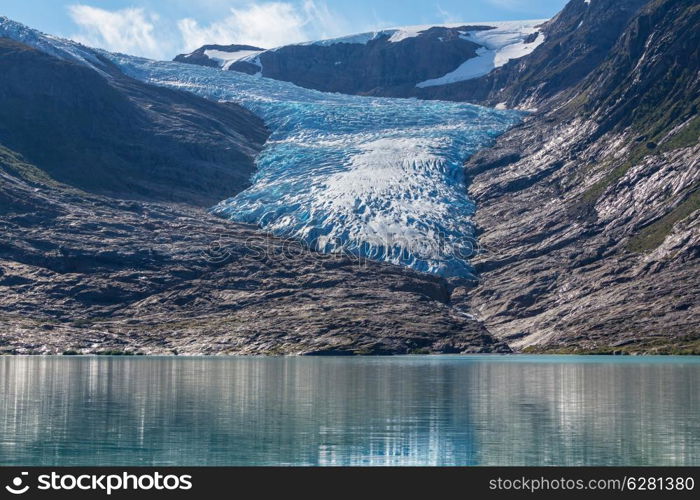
[0,356,697,466]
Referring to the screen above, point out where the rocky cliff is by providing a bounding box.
[417,0,649,106]
[459,0,699,353]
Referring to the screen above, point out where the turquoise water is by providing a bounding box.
[0,356,697,466]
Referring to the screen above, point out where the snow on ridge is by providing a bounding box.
[203,49,264,70]
[300,20,545,47]
[0,16,106,71]
[304,31,395,47]
[386,22,485,43]
[416,20,546,88]
[301,24,451,47]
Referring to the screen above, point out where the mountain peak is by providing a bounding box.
[174,20,546,96]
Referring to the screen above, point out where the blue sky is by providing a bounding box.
[1,1,568,59]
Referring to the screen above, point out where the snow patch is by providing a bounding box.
[387,26,431,43]
[203,49,263,70]
[416,20,545,87]
[386,22,492,43]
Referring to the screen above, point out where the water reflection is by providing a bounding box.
[0,356,697,466]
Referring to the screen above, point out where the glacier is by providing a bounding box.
[0,17,523,278]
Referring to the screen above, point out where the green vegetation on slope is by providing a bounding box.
[523,332,700,355]
[627,188,700,252]
[0,144,58,186]
[568,0,699,240]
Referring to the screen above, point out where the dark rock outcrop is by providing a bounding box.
[0,38,267,206]
[241,27,485,95]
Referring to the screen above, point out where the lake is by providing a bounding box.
[0,355,697,466]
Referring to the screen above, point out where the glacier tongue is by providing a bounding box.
[0,17,523,278]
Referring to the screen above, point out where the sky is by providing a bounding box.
[0,1,569,59]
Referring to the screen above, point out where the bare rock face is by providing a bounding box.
[460,0,700,354]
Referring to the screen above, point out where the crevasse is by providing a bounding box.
[0,17,523,278]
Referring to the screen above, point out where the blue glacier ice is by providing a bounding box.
[1,17,524,278]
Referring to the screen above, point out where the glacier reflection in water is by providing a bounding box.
[0,356,697,466]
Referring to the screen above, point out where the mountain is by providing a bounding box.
[171,0,648,108]
[174,22,544,97]
[458,0,699,353]
[89,24,524,280]
[1,147,506,355]
[1,0,698,356]
[0,29,507,355]
[0,37,267,206]
[417,0,649,106]
[172,0,696,353]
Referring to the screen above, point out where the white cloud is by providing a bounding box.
[178,1,347,51]
[67,4,170,59]
[436,4,460,24]
[65,1,349,60]
[301,0,347,40]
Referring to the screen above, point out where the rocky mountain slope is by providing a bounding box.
[459,0,699,353]
[0,38,508,355]
[417,0,649,106]
[0,38,267,206]
[174,0,699,353]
